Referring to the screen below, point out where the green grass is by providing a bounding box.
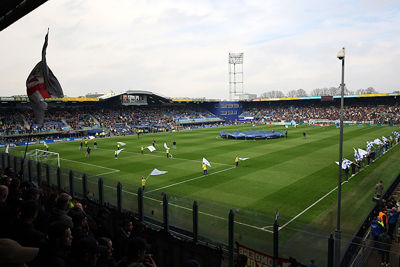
[10,124,400,264]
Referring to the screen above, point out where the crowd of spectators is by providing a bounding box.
[241,103,400,123]
[0,106,220,139]
[0,166,164,267]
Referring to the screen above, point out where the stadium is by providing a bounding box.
[1,2,400,267]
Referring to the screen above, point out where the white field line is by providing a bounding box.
[98,148,232,166]
[60,158,120,172]
[94,170,120,177]
[145,166,237,194]
[278,143,399,231]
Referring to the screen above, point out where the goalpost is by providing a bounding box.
[34,149,60,167]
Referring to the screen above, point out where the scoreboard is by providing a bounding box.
[121,94,147,106]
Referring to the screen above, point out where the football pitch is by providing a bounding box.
[10,124,400,260]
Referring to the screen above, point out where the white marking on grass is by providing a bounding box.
[94,170,120,177]
[98,148,232,166]
[145,166,236,193]
[60,158,120,174]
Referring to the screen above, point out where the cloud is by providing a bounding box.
[0,0,399,98]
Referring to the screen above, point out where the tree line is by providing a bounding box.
[258,87,395,98]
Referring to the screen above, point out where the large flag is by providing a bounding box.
[353,148,360,162]
[202,157,211,167]
[5,144,9,154]
[115,149,124,155]
[26,30,64,124]
[163,143,170,150]
[150,168,168,176]
[239,157,249,161]
[373,138,383,145]
[382,136,388,143]
[336,158,352,169]
[366,141,374,153]
[147,145,156,152]
[43,141,47,147]
[117,142,126,146]
[358,148,368,158]
[88,136,95,140]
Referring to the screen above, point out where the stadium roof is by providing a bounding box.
[0,0,48,31]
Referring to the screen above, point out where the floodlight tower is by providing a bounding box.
[229,53,244,100]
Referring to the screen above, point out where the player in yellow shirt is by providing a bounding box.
[141,146,144,154]
[235,155,239,167]
[202,163,207,175]
[166,148,170,158]
[141,176,146,191]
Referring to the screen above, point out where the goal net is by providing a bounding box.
[29,149,60,167]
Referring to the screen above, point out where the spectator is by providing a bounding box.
[97,237,116,267]
[32,221,72,267]
[376,181,384,198]
[49,193,73,228]
[377,232,391,266]
[12,200,46,247]
[117,238,157,267]
[71,237,99,267]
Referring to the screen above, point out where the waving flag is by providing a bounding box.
[390,136,393,141]
[358,148,368,158]
[342,158,352,169]
[115,149,124,155]
[117,142,126,146]
[150,168,168,176]
[5,144,9,154]
[366,141,374,153]
[382,136,388,143]
[26,30,64,124]
[239,158,249,161]
[163,143,170,150]
[275,210,279,222]
[88,136,95,140]
[336,158,352,169]
[202,157,211,167]
[147,145,156,152]
[353,148,360,162]
[373,138,383,145]
[43,141,47,147]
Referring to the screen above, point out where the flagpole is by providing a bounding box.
[335,47,345,267]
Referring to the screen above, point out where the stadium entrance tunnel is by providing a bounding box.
[219,129,284,140]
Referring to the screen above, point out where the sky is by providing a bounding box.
[1,0,400,99]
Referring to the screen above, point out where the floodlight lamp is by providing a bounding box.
[337,48,345,60]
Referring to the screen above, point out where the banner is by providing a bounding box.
[237,243,290,267]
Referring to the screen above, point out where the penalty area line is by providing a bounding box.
[145,166,236,194]
[60,158,120,172]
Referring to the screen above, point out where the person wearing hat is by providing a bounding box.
[0,238,39,266]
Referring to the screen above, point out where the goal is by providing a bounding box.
[33,149,60,167]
